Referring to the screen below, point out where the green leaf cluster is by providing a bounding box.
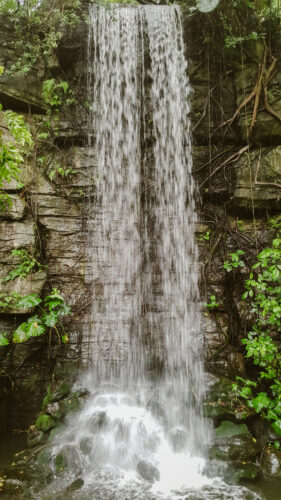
[224,249,245,272]
[234,232,281,436]
[42,79,76,112]
[205,294,219,310]
[2,1,83,77]
[0,105,33,210]
[2,249,44,282]
[0,289,71,346]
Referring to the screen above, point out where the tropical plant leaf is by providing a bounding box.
[271,420,281,436]
[16,294,42,309]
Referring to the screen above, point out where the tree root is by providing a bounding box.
[200,145,249,189]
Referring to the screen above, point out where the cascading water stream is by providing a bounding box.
[36,5,263,499]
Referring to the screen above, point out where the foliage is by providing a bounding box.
[233,228,281,436]
[224,249,245,272]
[2,249,44,282]
[0,289,71,345]
[198,230,210,241]
[206,294,219,310]
[48,163,76,181]
[42,79,76,112]
[0,291,21,310]
[0,332,9,346]
[0,95,33,209]
[1,1,83,77]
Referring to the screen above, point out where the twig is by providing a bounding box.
[249,46,267,136]
[200,145,249,189]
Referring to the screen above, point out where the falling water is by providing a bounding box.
[36,5,262,499]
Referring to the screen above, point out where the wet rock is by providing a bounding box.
[35,414,56,432]
[67,477,84,492]
[0,195,26,221]
[54,445,82,476]
[169,427,187,452]
[227,353,246,377]
[210,421,262,461]
[79,436,92,455]
[136,459,160,482]
[261,447,281,479]
[43,381,71,408]
[0,478,23,496]
[27,426,45,448]
[88,411,107,433]
[45,402,61,421]
[49,423,64,441]
[58,392,81,417]
[234,462,260,481]
[215,421,250,439]
[54,452,68,474]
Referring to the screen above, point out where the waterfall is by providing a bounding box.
[37,5,262,499]
[86,2,207,451]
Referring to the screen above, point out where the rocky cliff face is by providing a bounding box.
[0,5,281,446]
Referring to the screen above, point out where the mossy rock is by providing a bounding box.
[215,421,250,438]
[234,462,259,481]
[261,447,281,478]
[0,478,23,496]
[55,453,68,475]
[49,423,64,441]
[45,402,62,421]
[66,478,84,492]
[210,421,262,461]
[35,414,56,432]
[27,426,45,448]
[59,392,81,417]
[42,381,71,408]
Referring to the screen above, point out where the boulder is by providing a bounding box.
[231,147,281,214]
[210,421,262,461]
[261,447,281,479]
[136,459,160,482]
[27,426,45,448]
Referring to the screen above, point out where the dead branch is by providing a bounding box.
[249,46,267,136]
[200,145,249,189]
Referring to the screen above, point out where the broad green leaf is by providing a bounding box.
[267,409,278,420]
[252,392,271,412]
[16,294,42,309]
[271,420,281,436]
[13,320,45,343]
[43,310,58,327]
[0,332,9,346]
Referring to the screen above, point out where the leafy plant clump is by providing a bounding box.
[233,220,281,437]
[0,67,33,209]
[206,294,219,310]
[2,249,44,282]
[0,289,71,346]
[224,249,245,272]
